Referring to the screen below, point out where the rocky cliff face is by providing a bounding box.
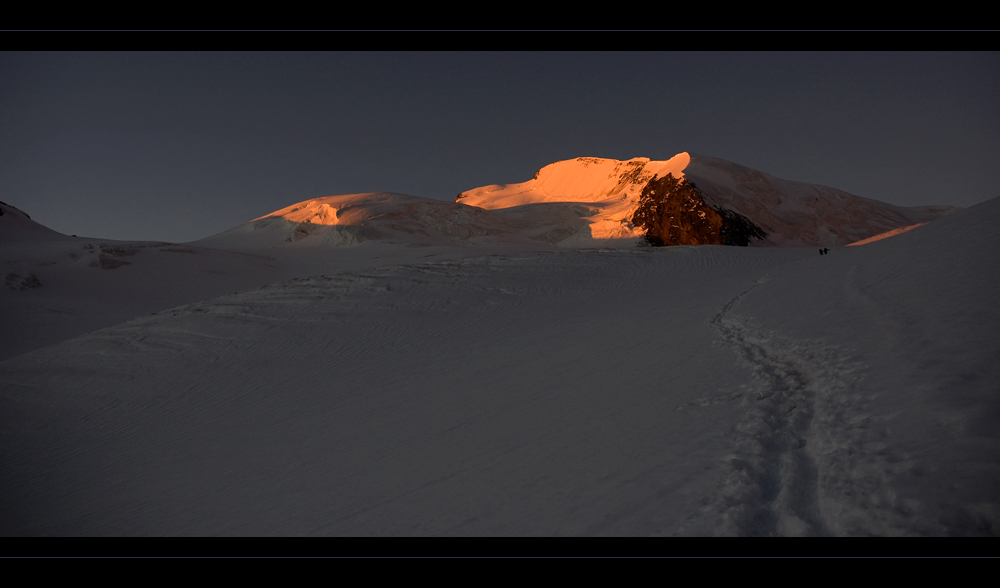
[631,174,768,247]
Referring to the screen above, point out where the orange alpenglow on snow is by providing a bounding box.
[846,223,927,246]
[257,201,343,225]
[195,152,956,251]
[457,153,692,242]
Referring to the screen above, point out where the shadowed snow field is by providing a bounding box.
[1,198,998,536]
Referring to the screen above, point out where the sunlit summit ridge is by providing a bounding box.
[198,152,956,251]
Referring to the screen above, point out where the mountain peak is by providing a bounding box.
[192,152,958,251]
[458,152,691,209]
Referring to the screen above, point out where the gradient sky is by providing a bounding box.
[2,51,998,243]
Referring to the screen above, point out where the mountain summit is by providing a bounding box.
[459,153,958,248]
[195,153,958,251]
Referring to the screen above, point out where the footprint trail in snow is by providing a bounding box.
[708,279,900,537]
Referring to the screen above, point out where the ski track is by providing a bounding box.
[706,279,903,536]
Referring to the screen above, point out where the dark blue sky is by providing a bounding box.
[2,51,998,243]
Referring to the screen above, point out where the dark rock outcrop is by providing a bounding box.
[632,174,767,247]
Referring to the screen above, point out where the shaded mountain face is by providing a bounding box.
[0,200,75,244]
[683,154,960,247]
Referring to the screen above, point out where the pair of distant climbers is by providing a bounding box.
[819,248,830,255]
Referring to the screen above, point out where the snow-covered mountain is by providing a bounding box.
[194,192,524,251]
[457,153,691,246]
[2,152,997,537]
[0,200,75,244]
[458,153,959,248]
[0,153,962,361]
[195,153,957,252]
[682,154,958,247]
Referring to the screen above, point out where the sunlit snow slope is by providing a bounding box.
[3,195,997,536]
[458,153,958,248]
[195,192,525,251]
[193,153,954,254]
[458,153,691,245]
[846,223,927,246]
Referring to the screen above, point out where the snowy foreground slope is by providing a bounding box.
[0,199,281,361]
[0,199,529,361]
[2,195,997,536]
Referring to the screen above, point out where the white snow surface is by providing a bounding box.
[456,154,691,245]
[195,192,529,251]
[1,198,534,361]
[1,190,998,536]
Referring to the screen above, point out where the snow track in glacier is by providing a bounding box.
[708,280,899,536]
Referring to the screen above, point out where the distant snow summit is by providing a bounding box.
[197,153,959,251]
